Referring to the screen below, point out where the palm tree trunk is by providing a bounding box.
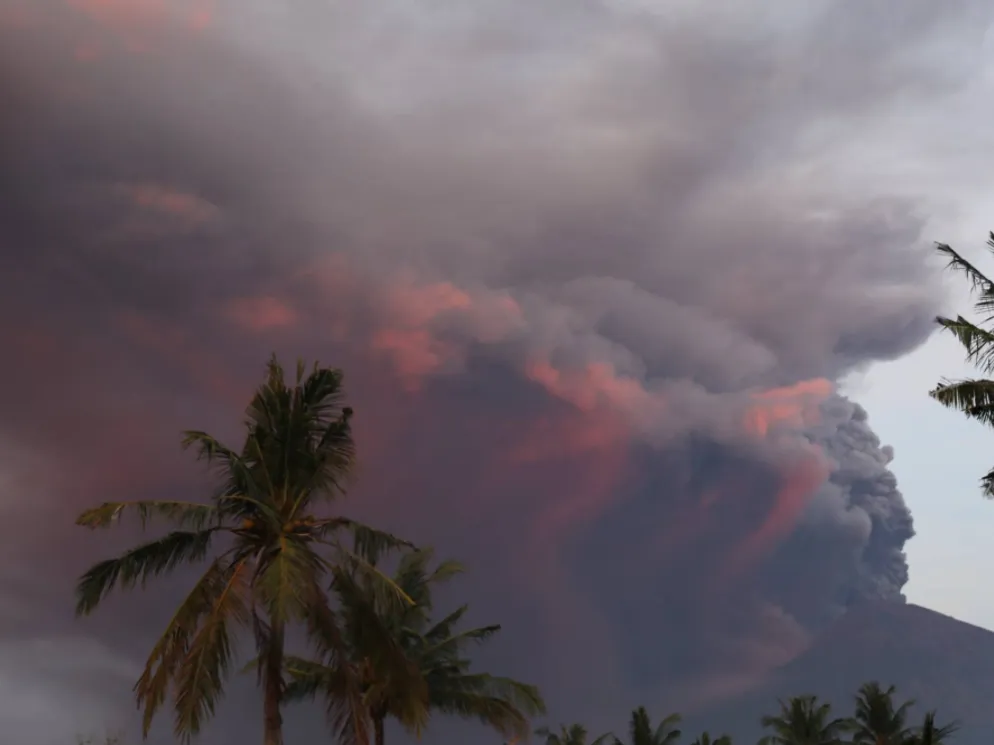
[374,715,386,745]
[263,622,286,745]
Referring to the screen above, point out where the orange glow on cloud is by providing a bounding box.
[500,407,633,553]
[744,378,833,437]
[525,360,652,414]
[73,41,102,62]
[226,296,298,333]
[508,411,630,464]
[370,280,472,389]
[379,279,473,324]
[724,448,830,579]
[126,184,217,223]
[370,329,457,389]
[0,1,44,30]
[370,277,524,390]
[66,0,214,33]
[60,0,214,58]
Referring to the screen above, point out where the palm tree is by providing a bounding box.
[537,724,614,745]
[759,695,847,745]
[74,355,409,745]
[847,682,914,745]
[904,711,958,745]
[286,548,546,745]
[689,733,731,745]
[930,235,994,496]
[615,707,682,745]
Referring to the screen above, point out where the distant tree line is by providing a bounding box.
[534,682,955,745]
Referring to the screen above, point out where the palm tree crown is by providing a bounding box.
[905,711,958,745]
[759,695,848,745]
[847,682,914,745]
[616,707,682,745]
[537,723,614,745]
[931,235,994,495]
[286,548,545,745]
[74,355,406,745]
[689,732,732,745]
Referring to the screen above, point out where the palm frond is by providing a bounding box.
[298,567,379,745]
[331,565,426,701]
[929,378,994,427]
[332,545,415,615]
[172,558,252,741]
[936,236,994,323]
[654,713,682,744]
[760,695,844,745]
[431,673,545,738]
[282,656,346,702]
[423,605,470,643]
[934,316,994,374]
[427,557,465,585]
[421,624,502,659]
[915,710,959,745]
[936,241,994,293]
[298,399,356,503]
[180,431,250,474]
[242,355,356,516]
[256,537,329,625]
[75,529,218,616]
[135,556,236,737]
[324,672,372,745]
[312,517,413,565]
[180,431,276,521]
[75,500,218,531]
[284,652,372,745]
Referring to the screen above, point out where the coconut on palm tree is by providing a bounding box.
[286,548,545,745]
[537,723,614,745]
[74,355,409,745]
[930,235,994,495]
[759,695,847,745]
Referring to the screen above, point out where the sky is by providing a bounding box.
[3,1,994,744]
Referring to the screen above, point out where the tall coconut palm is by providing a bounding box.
[903,711,958,745]
[759,695,847,745]
[537,723,614,745]
[74,355,409,745]
[615,707,682,745]
[847,682,914,745]
[286,548,546,745]
[930,236,994,496]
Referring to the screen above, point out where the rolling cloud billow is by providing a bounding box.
[0,0,988,743]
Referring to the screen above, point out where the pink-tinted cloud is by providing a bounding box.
[723,448,832,579]
[124,184,218,223]
[65,0,214,38]
[226,296,298,333]
[510,408,633,539]
[0,0,943,737]
[744,378,834,437]
[369,275,524,388]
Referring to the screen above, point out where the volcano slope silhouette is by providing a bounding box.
[682,602,994,745]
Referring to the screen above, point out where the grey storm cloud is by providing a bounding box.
[1,0,991,743]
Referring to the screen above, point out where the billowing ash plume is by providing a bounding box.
[807,397,915,605]
[0,0,987,741]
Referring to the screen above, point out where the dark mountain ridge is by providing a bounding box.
[682,602,994,745]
